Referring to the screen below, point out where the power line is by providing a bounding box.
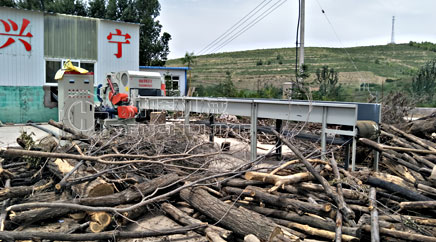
[314,0,374,98]
[197,0,274,55]
[207,0,288,54]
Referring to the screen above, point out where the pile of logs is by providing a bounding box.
[0,118,436,241]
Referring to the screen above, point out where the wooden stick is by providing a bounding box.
[224,186,332,215]
[360,137,436,155]
[0,148,219,165]
[399,201,436,210]
[362,225,436,242]
[48,119,95,144]
[240,205,361,238]
[271,129,355,222]
[274,219,358,242]
[369,187,379,242]
[379,215,436,226]
[330,156,355,227]
[0,224,205,241]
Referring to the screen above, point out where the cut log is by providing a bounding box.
[180,187,299,241]
[364,176,432,201]
[51,158,114,198]
[223,186,332,216]
[89,212,111,233]
[245,234,261,242]
[245,171,313,192]
[162,202,232,240]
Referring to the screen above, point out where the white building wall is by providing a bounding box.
[139,68,187,96]
[0,8,44,86]
[96,20,139,85]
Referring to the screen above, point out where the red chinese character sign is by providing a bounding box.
[107,29,131,58]
[0,18,33,51]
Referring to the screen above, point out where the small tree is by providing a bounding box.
[182,52,196,91]
[314,66,342,100]
[412,59,436,103]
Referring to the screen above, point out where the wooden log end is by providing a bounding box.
[89,212,111,233]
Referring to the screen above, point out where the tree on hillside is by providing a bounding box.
[412,59,436,102]
[182,51,196,90]
[314,66,342,101]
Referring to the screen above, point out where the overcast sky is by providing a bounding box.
[158,0,436,59]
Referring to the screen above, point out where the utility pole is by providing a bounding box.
[390,16,395,44]
[299,0,305,74]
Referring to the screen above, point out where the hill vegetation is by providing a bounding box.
[167,43,436,104]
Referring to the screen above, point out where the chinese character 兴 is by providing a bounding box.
[0,18,33,51]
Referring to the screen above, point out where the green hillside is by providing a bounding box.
[167,43,436,102]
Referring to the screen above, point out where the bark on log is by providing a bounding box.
[221,178,264,187]
[364,176,432,201]
[245,234,261,242]
[180,187,299,241]
[0,179,52,201]
[162,202,232,240]
[0,224,205,241]
[271,129,355,222]
[406,117,436,137]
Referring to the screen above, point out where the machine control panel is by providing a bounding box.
[58,73,95,132]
